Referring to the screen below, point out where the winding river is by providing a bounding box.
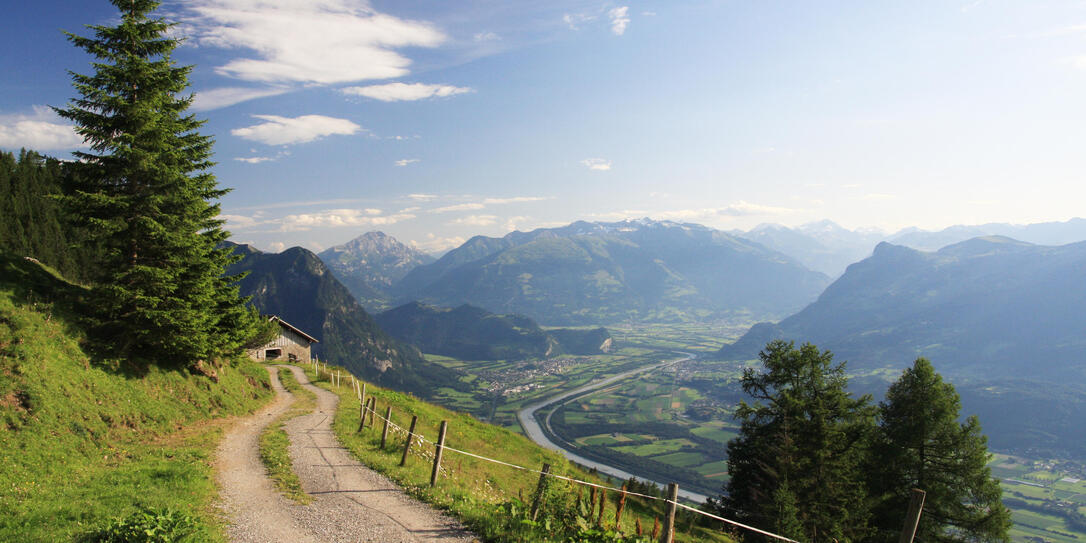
[515,352,710,503]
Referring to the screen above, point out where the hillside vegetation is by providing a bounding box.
[376,301,613,360]
[719,236,1086,456]
[0,255,273,541]
[305,361,734,543]
[226,243,462,397]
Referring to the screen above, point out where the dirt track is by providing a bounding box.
[215,365,476,542]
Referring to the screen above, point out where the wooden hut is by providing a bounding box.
[249,316,318,363]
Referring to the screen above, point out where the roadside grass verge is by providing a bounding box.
[0,257,274,541]
[258,366,316,504]
[302,362,733,542]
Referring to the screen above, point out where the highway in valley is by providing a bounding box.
[516,352,711,503]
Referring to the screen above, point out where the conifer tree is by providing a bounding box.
[867,358,1011,542]
[56,0,257,366]
[721,340,875,542]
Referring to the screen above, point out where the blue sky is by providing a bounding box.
[2,1,1085,253]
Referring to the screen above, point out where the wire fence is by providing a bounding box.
[305,358,800,543]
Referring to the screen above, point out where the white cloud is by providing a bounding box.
[563,13,596,30]
[234,149,290,163]
[581,158,612,171]
[395,158,420,166]
[0,106,84,151]
[482,196,548,204]
[609,7,630,36]
[178,0,445,85]
[220,214,263,229]
[234,156,275,164]
[453,214,498,226]
[1070,55,1086,70]
[268,241,286,253]
[341,82,473,102]
[411,234,466,253]
[473,31,501,42]
[407,193,438,200]
[191,86,287,111]
[505,215,528,232]
[278,208,415,231]
[430,196,549,213]
[432,203,486,213]
[718,201,797,216]
[231,114,361,145]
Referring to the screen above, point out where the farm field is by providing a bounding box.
[419,320,1086,539]
[989,453,1086,542]
[546,361,744,497]
[424,347,671,431]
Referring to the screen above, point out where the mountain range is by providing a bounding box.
[224,242,461,396]
[718,236,1086,381]
[389,219,830,325]
[715,234,1086,455]
[732,217,1086,277]
[375,302,612,361]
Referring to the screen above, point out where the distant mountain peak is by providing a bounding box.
[318,231,435,312]
[937,235,1035,257]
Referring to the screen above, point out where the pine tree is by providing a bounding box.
[55,0,256,366]
[867,358,1011,542]
[721,340,875,542]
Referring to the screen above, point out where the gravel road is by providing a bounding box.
[215,365,477,543]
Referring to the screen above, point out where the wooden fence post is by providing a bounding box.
[661,483,678,543]
[400,415,418,466]
[598,488,609,526]
[380,405,392,449]
[368,397,375,426]
[615,484,628,530]
[430,420,448,487]
[530,463,551,521]
[358,397,367,432]
[898,488,926,543]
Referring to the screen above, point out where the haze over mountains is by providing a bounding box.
[718,236,1086,381]
[733,217,1086,277]
[389,219,830,325]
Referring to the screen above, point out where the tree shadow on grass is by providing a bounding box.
[0,252,155,378]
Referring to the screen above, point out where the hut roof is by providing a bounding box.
[269,316,319,344]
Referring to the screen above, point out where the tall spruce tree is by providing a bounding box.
[867,358,1011,542]
[56,0,258,366]
[721,340,875,542]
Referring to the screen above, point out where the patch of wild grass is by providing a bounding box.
[258,366,316,504]
[0,290,274,541]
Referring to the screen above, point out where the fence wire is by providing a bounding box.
[311,362,801,543]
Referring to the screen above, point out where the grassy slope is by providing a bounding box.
[0,256,274,541]
[307,362,734,542]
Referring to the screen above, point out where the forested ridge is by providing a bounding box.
[0,149,94,282]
